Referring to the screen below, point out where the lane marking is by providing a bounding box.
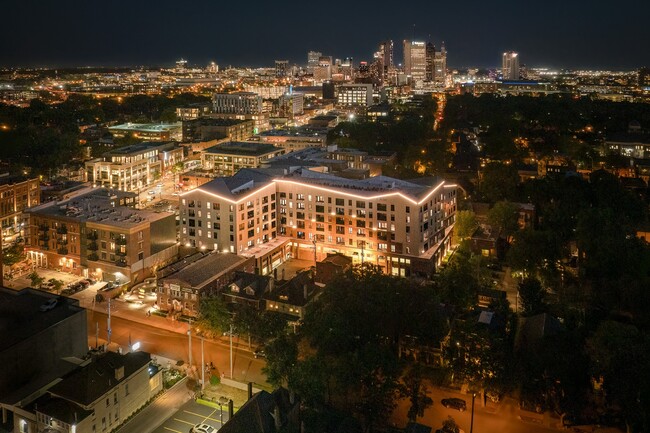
[163,427,182,433]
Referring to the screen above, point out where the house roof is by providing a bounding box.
[226,272,272,300]
[319,253,352,268]
[48,351,151,406]
[265,270,319,307]
[159,253,250,289]
[31,394,93,425]
[219,388,298,433]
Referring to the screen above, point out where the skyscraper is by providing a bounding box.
[275,60,289,78]
[502,51,520,80]
[403,40,426,87]
[373,40,393,84]
[425,42,436,82]
[307,51,322,72]
[433,43,447,85]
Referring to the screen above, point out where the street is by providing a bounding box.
[87,309,269,387]
[392,387,562,433]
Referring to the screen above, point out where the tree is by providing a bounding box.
[518,277,546,316]
[197,297,230,335]
[587,321,650,433]
[2,243,24,266]
[441,416,460,433]
[49,278,64,293]
[487,201,520,242]
[28,271,44,288]
[454,210,478,240]
[262,333,298,388]
[479,162,520,203]
[404,364,433,423]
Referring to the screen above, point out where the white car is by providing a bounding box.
[190,424,217,433]
[39,298,58,312]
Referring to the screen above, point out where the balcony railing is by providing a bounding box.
[38,224,49,231]
[56,226,67,234]
[115,237,127,245]
[115,250,127,257]
[88,241,99,251]
[88,253,99,261]
[115,259,127,267]
[57,248,68,255]
[87,232,98,240]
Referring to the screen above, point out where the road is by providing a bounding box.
[392,387,562,433]
[118,377,192,433]
[87,310,268,387]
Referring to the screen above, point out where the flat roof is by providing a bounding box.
[104,141,177,156]
[205,141,281,156]
[159,252,250,288]
[0,288,85,353]
[108,122,181,132]
[28,187,170,229]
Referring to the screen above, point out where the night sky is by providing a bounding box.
[2,0,648,70]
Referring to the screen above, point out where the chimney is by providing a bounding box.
[248,382,253,400]
[273,405,281,431]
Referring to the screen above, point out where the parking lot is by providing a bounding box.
[152,399,229,433]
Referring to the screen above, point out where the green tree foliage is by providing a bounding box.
[403,364,433,423]
[262,333,299,388]
[197,297,231,335]
[437,244,482,310]
[487,201,520,241]
[587,321,650,432]
[454,210,478,240]
[517,277,546,316]
[28,271,44,288]
[479,162,519,203]
[3,243,24,266]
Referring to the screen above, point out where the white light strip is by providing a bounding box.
[180,182,276,204]
[273,179,445,205]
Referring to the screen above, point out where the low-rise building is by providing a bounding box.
[156,252,254,316]
[176,103,212,121]
[247,126,328,152]
[108,122,182,141]
[25,187,178,284]
[265,270,320,319]
[0,175,40,239]
[15,351,161,433]
[85,141,184,192]
[201,142,285,177]
[337,83,374,107]
[223,271,273,310]
[182,118,255,142]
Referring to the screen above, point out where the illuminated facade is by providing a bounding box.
[201,142,285,177]
[0,176,40,239]
[180,168,457,277]
[502,51,520,80]
[404,40,427,87]
[337,83,373,107]
[85,142,184,192]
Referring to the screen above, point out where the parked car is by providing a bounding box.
[190,424,217,433]
[441,398,467,411]
[39,298,58,312]
[40,281,56,291]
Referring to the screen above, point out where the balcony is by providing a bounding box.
[87,232,98,240]
[115,259,128,267]
[88,253,99,261]
[38,224,49,232]
[57,238,68,245]
[115,250,127,257]
[56,226,68,234]
[115,237,127,245]
[57,247,68,255]
[38,234,50,242]
[88,241,99,251]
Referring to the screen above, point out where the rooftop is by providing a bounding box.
[28,187,170,229]
[0,288,84,354]
[159,252,250,289]
[108,122,181,132]
[48,351,152,406]
[104,141,177,156]
[205,141,281,157]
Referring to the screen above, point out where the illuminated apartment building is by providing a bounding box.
[180,168,456,277]
[85,142,184,192]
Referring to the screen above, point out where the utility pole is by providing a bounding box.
[470,392,476,433]
[188,318,192,369]
[201,336,205,391]
[95,322,99,348]
[107,298,112,346]
[229,323,233,379]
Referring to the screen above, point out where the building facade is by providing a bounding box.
[108,122,182,141]
[201,142,285,177]
[85,142,184,192]
[404,40,427,87]
[502,51,520,80]
[0,176,40,240]
[337,84,374,107]
[180,168,457,277]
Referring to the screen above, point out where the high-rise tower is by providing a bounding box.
[502,51,520,80]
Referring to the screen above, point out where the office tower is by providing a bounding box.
[639,67,650,87]
[502,51,520,80]
[314,56,333,81]
[307,51,322,72]
[433,43,447,85]
[403,40,427,87]
[275,60,289,78]
[374,40,393,83]
[425,42,436,81]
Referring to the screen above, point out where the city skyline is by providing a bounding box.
[1,0,649,70]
